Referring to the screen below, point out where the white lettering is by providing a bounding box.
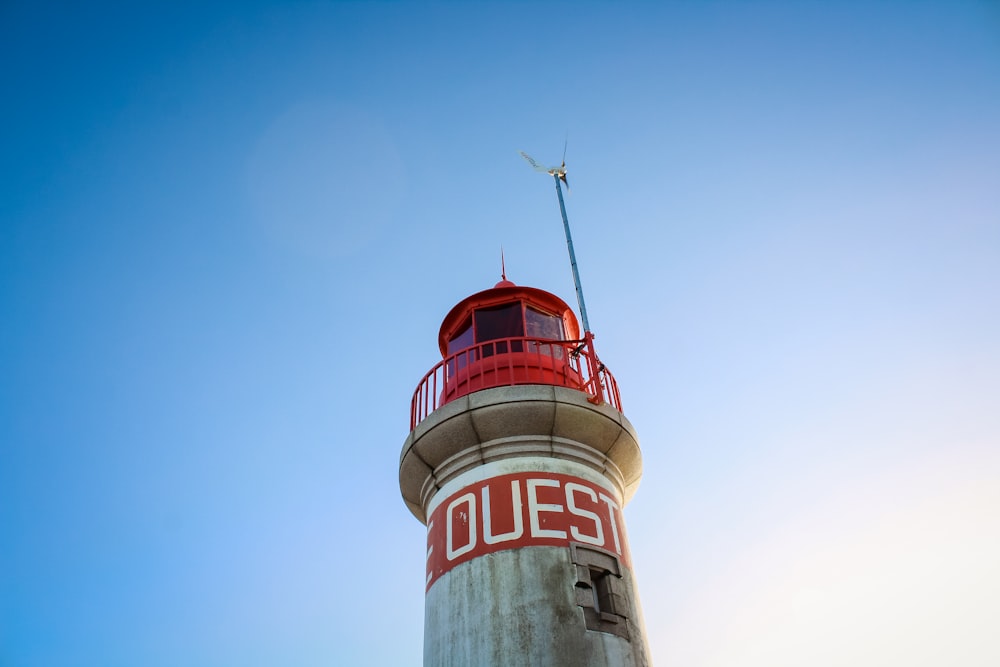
[483,480,524,544]
[446,493,477,560]
[598,493,622,554]
[527,478,567,539]
[566,482,604,546]
[426,520,435,585]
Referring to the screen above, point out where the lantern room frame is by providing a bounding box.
[410,282,620,429]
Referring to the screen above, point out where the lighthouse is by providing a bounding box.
[399,274,652,666]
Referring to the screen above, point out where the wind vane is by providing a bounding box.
[519,147,591,333]
[520,150,569,190]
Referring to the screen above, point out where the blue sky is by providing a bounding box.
[2,2,998,665]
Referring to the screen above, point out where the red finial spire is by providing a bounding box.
[495,247,515,288]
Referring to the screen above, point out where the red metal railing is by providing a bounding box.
[410,336,622,429]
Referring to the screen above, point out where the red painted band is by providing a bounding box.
[425,472,629,591]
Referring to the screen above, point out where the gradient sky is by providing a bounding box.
[2,2,999,666]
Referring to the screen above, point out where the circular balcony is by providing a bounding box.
[410,335,621,429]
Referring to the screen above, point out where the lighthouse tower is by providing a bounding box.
[399,276,651,666]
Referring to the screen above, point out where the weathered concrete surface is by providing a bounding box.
[424,545,651,667]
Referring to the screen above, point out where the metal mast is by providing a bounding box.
[519,150,591,333]
[520,149,605,406]
[552,170,591,333]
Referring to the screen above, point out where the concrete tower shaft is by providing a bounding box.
[400,281,651,666]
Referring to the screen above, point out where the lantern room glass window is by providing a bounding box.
[474,303,524,341]
[447,318,476,375]
[445,301,568,365]
[525,307,564,340]
[474,303,524,356]
[525,306,565,358]
[448,319,475,355]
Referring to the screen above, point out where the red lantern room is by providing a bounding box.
[410,277,621,429]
